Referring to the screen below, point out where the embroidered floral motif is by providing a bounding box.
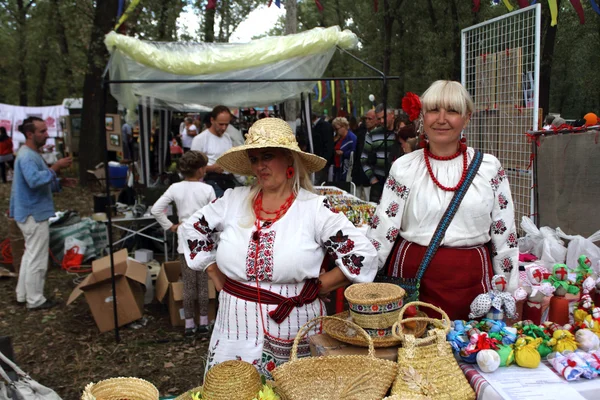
[490,241,498,257]
[386,201,400,217]
[371,239,381,251]
[323,230,356,257]
[497,193,508,210]
[246,230,276,281]
[490,168,507,192]
[188,238,215,260]
[498,167,506,181]
[322,198,338,213]
[207,340,220,368]
[507,232,518,248]
[369,214,381,229]
[500,257,513,273]
[492,219,507,235]
[386,227,399,243]
[193,216,214,235]
[342,254,365,275]
[385,176,410,199]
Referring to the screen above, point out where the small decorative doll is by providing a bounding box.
[548,329,578,353]
[513,337,542,369]
[469,275,518,321]
[545,264,580,325]
[576,255,597,296]
[522,266,556,325]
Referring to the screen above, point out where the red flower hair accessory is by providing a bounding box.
[401,92,422,122]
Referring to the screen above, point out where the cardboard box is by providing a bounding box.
[309,333,398,362]
[155,261,217,327]
[67,249,148,333]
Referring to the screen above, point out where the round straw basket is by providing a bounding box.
[81,377,159,400]
[345,283,405,329]
[272,316,398,400]
[202,360,262,400]
[174,386,203,400]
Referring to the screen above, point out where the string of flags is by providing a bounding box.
[313,80,357,117]
[476,0,600,26]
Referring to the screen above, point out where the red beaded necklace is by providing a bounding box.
[252,191,296,240]
[424,146,468,192]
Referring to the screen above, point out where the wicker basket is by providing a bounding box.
[202,360,262,400]
[81,377,159,400]
[390,302,475,400]
[323,310,427,348]
[345,283,405,329]
[272,316,398,400]
[173,386,203,400]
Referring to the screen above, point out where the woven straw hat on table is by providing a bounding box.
[216,118,326,176]
[81,377,159,400]
[345,283,405,330]
[201,360,262,400]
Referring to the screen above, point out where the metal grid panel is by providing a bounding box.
[462,4,541,233]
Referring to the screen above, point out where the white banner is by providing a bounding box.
[0,103,69,150]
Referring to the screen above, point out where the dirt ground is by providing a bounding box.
[0,173,209,400]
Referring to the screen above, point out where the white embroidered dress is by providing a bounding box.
[181,186,378,376]
[367,148,519,292]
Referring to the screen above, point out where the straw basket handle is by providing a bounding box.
[290,316,375,361]
[391,301,450,344]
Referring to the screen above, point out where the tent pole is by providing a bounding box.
[101,75,120,344]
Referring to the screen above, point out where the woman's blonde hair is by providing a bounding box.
[331,117,349,129]
[421,80,474,117]
[244,150,314,225]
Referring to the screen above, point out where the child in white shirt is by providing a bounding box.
[151,151,216,336]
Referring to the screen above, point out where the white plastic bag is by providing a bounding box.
[556,228,600,273]
[518,217,567,266]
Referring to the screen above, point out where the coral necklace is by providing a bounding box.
[424,146,468,192]
[252,191,296,241]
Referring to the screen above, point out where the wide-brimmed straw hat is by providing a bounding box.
[216,118,326,176]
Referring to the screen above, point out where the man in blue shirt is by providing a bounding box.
[10,117,72,310]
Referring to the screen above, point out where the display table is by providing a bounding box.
[309,332,600,400]
[108,212,170,261]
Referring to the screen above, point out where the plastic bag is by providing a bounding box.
[555,228,600,273]
[62,237,87,270]
[518,217,567,266]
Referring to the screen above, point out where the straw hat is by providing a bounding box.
[216,118,326,176]
[345,283,405,329]
[202,360,262,400]
[81,377,159,400]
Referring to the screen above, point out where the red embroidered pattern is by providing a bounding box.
[322,198,338,213]
[386,227,399,243]
[193,216,214,235]
[501,257,513,273]
[490,168,506,192]
[188,239,214,260]
[371,239,381,251]
[385,177,410,199]
[497,193,509,209]
[507,232,518,248]
[342,254,365,275]
[369,214,380,229]
[490,241,497,257]
[246,230,276,281]
[386,201,400,217]
[492,219,507,235]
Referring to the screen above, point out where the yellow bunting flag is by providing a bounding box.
[501,0,514,11]
[548,0,558,26]
[115,0,142,31]
[317,81,323,102]
[330,81,336,106]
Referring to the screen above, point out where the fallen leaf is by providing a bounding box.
[164,362,175,368]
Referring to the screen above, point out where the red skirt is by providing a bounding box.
[384,238,493,321]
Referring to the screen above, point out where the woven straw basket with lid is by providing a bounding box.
[345,283,405,329]
[390,301,475,400]
[272,316,398,400]
[201,360,262,400]
[81,377,159,400]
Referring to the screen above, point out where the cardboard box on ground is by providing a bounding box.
[67,249,148,333]
[155,261,217,327]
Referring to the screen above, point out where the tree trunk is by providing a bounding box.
[51,0,74,95]
[539,0,561,115]
[16,0,28,106]
[450,0,461,81]
[157,0,171,40]
[204,3,216,42]
[35,35,50,106]
[284,0,298,121]
[79,0,119,185]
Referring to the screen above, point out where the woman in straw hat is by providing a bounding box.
[180,118,378,378]
[368,80,518,320]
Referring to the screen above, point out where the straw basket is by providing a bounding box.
[202,360,262,400]
[345,283,405,329]
[272,316,398,400]
[81,377,159,400]
[323,310,427,348]
[390,302,475,400]
[173,386,203,400]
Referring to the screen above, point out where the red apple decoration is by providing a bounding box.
[403,305,418,330]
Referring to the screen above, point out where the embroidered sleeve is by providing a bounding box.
[489,162,519,292]
[366,162,409,270]
[180,188,230,271]
[316,197,378,283]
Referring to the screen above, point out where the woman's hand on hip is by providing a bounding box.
[206,262,226,291]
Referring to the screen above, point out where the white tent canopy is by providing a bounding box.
[104,26,359,116]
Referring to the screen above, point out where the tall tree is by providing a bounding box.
[284,0,298,121]
[78,0,119,185]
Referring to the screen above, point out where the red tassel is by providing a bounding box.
[472,0,481,12]
[314,0,324,12]
[373,0,378,12]
[207,0,217,10]
[569,0,585,24]
[517,0,529,7]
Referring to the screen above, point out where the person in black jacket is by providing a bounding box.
[310,113,334,184]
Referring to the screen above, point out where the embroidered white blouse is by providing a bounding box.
[367,148,519,292]
[181,186,378,284]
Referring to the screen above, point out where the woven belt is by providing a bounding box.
[222,277,320,324]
